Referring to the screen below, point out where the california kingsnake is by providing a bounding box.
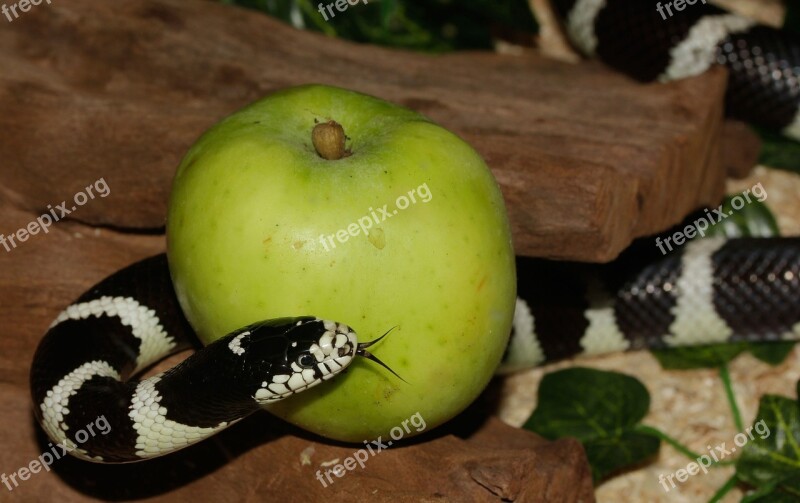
[29,255,395,463]
[501,236,800,372]
[551,0,800,140]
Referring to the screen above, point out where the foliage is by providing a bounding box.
[220,0,538,52]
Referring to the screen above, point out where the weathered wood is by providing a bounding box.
[722,119,764,179]
[0,0,751,262]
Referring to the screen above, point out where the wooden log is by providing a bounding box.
[0,0,753,262]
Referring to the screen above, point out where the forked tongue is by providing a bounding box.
[357,327,407,383]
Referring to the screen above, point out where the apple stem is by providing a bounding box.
[312,120,350,160]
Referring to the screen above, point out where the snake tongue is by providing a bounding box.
[356,348,407,384]
[357,326,397,350]
[356,326,406,383]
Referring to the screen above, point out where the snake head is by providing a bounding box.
[245,317,357,405]
[238,318,404,406]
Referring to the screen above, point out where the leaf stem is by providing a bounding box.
[720,363,744,432]
[634,424,703,461]
[634,425,734,466]
[740,481,779,503]
[707,473,738,503]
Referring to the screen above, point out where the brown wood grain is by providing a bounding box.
[0,0,753,262]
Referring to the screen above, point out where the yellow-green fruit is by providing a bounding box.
[166,84,516,442]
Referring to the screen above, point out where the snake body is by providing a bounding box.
[30,255,363,463]
[501,236,800,372]
[552,0,800,140]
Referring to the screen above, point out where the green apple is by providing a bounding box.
[166,84,516,442]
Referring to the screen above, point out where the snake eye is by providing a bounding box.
[297,354,316,369]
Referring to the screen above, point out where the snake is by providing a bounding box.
[501,236,800,373]
[551,0,800,140]
[29,1,800,464]
[29,255,398,463]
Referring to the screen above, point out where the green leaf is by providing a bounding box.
[581,431,660,481]
[736,395,800,493]
[755,126,800,174]
[652,341,795,370]
[741,481,800,503]
[651,343,748,369]
[703,196,779,239]
[221,0,539,52]
[708,473,740,503]
[780,477,800,496]
[749,342,797,366]
[746,493,800,503]
[524,367,659,481]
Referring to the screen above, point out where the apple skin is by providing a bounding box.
[166,84,516,442]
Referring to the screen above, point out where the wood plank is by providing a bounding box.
[0,0,752,262]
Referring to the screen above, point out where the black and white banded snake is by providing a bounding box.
[552,0,800,140]
[30,0,800,463]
